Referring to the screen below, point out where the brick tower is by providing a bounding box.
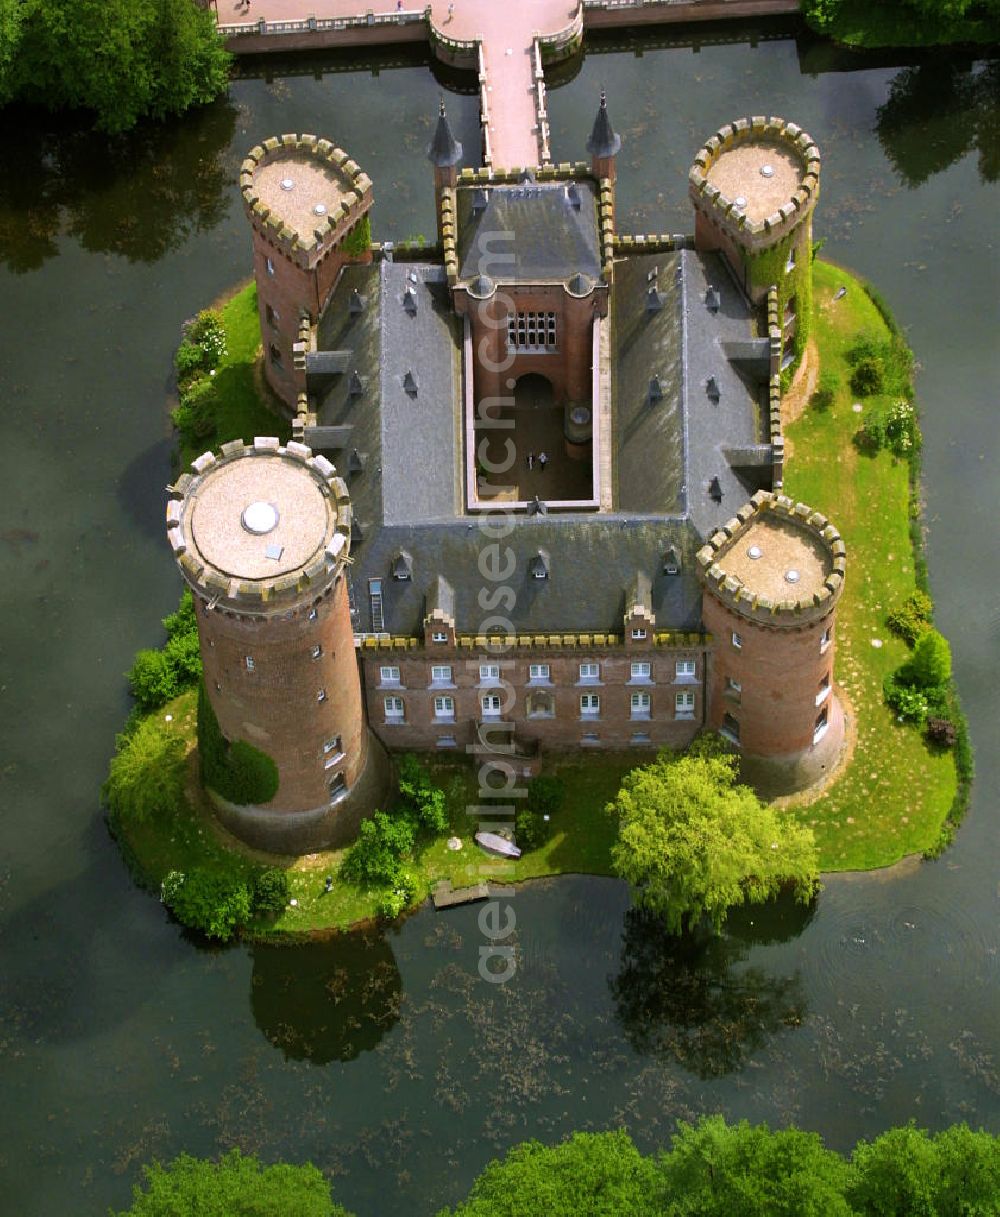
[696,491,846,779]
[240,135,374,410]
[166,437,384,853]
[689,116,820,370]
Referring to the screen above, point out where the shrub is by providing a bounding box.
[251,867,290,916]
[514,808,549,853]
[161,867,252,941]
[340,811,415,888]
[341,215,371,257]
[528,775,564,818]
[163,629,202,684]
[197,680,280,805]
[850,354,885,396]
[861,399,920,457]
[174,339,205,380]
[172,376,217,442]
[810,368,839,411]
[128,648,180,713]
[899,628,952,690]
[927,717,957,748]
[397,754,448,834]
[884,676,931,725]
[186,309,227,367]
[163,590,197,641]
[103,717,187,825]
[887,590,933,645]
[375,871,417,920]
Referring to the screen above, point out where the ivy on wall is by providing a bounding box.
[197,680,280,807]
[747,229,812,385]
[341,214,371,258]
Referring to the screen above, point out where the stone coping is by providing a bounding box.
[688,116,820,252]
[696,490,845,626]
[240,134,372,265]
[166,438,352,609]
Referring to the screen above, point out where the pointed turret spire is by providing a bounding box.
[427,99,463,168]
[587,90,621,160]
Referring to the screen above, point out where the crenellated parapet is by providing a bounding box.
[240,134,373,269]
[166,437,353,613]
[688,116,820,255]
[696,490,845,627]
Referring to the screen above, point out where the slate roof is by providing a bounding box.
[306,246,768,638]
[427,101,462,168]
[587,91,622,160]
[455,181,601,284]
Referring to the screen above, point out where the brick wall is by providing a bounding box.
[361,646,705,753]
[701,591,837,758]
[196,574,367,818]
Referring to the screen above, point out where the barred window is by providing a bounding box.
[507,311,557,352]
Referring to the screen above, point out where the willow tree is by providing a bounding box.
[609,752,818,934]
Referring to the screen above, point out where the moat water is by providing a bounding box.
[0,27,997,1217]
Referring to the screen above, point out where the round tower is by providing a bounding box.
[696,491,846,785]
[240,135,374,410]
[166,437,383,854]
[689,116,820,370]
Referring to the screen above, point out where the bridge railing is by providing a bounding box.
[218,8,429,37]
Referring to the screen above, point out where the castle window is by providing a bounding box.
[731,632,743,650]
[675,659,697,681]
[580,692,600,718]
[379,665,401,686]
[721,713,740,744]
[479,663,501,685]
[784,295,797,328]
[581,732,601,746]
[317,689,327,703]
[631,732,652,745]
[675,691,695,719]
[265,256,275,276]
[323,736,344,766]
[431,631,448,644]
[328,772,347,802]
[430,664,453,686]
[384,696,405,722]
[725,676,742,703]
[816,673,831,707]
[436,735,457,748]
[433,695,455,721]
[631,627,647,641]
[481,693,503,719]
[244,655,255,672]
[813,706,829,744]
[578,662,600,683]
[507,311,557,353]
[311,644,322,660]
[269,343,283,368]
[630,662,652,683]
[527,691,554,718]
[265,303,279,327]
[308,608,318,621]
[630,691,651,719]
[785,245,796,273]
[528,663,550,684]
[820,626,833,653]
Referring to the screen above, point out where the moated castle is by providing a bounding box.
[165,100,846,854]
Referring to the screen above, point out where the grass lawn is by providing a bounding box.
[780,259,956,870]
[176,282,290,471]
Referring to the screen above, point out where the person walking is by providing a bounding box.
[538,451,548,472]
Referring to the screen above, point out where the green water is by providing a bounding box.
[0,30,997,1217]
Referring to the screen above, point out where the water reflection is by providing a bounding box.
[0,98,237,273]
[610,905,810,1078]
[250,932,401,1064]
[876,59,999,186]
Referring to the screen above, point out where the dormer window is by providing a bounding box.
[631,627,647,641]
[529,550,550,580]
[663,546,680,575]
[431,631,448,644]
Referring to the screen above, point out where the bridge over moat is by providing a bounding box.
[214,0,800,169]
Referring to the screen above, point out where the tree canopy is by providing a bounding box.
[112,1148,349,1217]
[609,752,819,934]
[5,0,230,133]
